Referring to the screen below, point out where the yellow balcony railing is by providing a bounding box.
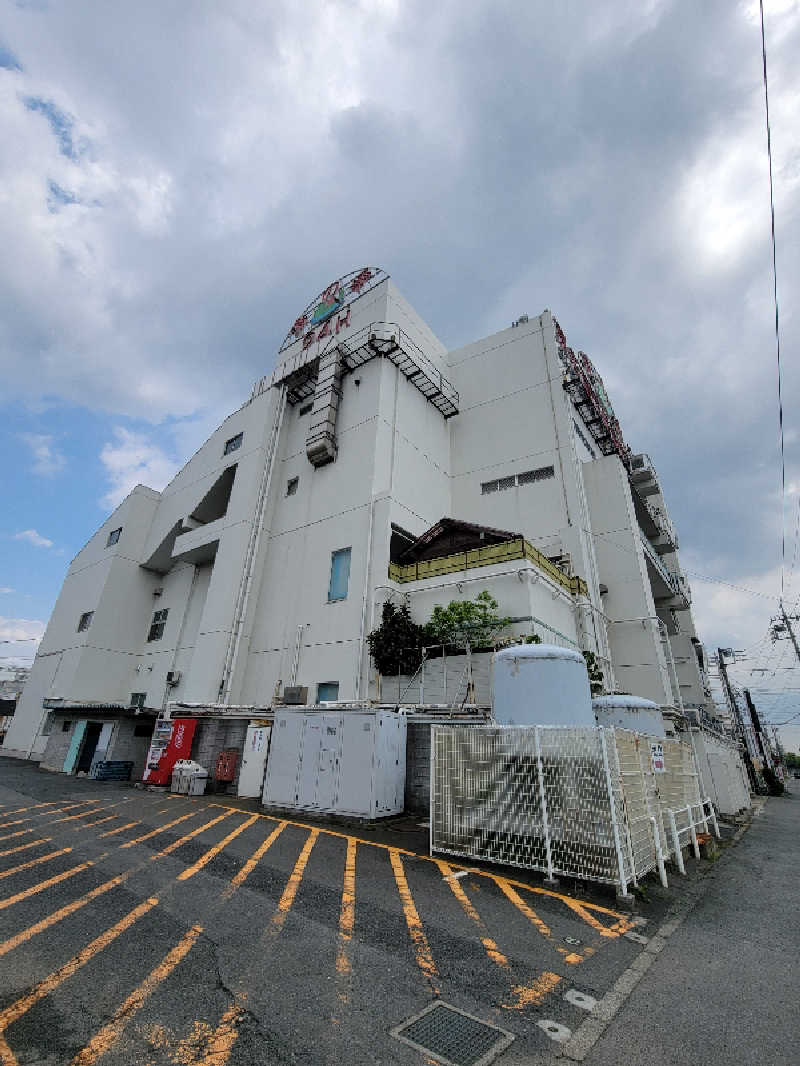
[388,537,588,597]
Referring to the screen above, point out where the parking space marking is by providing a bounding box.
[335,836,357,981]
[121,810,204,849]
[79,815,120,830]
[0,830,37,845]
[0,853,108,912]
[0,839,51,860]
[224,821,287,898]
[271,829,319,935]
[99,821,140,838]
[0,801,97,829]
[46,803,123,828]
[0,896,159,1066]
[390,848,439,995]
[436,859,510,970]
[71,924,204,1066]
[174,1000,245,1066]
[177,814,259,881]
[494,877,582,964]
[153,810,235,860]
[0,847,72,881]
[0,802,59,822]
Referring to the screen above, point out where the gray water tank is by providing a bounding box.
[592,694,666,738]
[492,644,594,727]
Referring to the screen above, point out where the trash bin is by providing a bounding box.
[187,766,209,797]
[171,759,192,794]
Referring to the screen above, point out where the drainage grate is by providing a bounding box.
[391,1001,514,1066]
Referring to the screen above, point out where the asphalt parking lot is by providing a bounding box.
[0,758,657,1065]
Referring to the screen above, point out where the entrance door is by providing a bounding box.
[76,722,103,773]
[238,724,271,798]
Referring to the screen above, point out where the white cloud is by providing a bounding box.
[0,588,13,595]
[20,432,66,476]
[14,529,54,549]
[0,616,46,644]
[99,427,178,510]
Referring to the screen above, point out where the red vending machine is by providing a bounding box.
[142,717,197,785]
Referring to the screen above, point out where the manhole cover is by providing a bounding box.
[391,1001,514,1066]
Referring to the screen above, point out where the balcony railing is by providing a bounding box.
[388,537,589,597]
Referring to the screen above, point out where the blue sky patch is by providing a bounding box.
[24,95,85,159]
[0,43,21,70]
[47,179,79,211]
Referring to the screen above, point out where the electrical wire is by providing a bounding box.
[759,0,786,600]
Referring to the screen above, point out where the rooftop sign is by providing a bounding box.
[278,266,389,353]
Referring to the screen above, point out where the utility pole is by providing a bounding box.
[779,601,800,665]
[718,648,760,793]
[743,688,771,769]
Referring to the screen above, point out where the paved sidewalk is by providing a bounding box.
[575,791,800,1066]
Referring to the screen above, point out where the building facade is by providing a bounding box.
[5,268,712,777]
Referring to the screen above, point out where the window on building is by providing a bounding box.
[106,527,122,547]
[498,475,516,491]
[317,682,339,702]
[147,608,169,642]
[481,480,499,495]
[223,432,243,455]
[328,548,351,602]
[134,719,153,737]
[299,402,313,416]
[62,719,72,732]
[286,477,299,496]
[77,611,94,632]
[130,692,146,710]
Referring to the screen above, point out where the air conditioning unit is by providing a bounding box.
[166,671,181,687]
[283,685,308,705]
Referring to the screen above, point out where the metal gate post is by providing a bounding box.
[649,815,669,888]
[599,728,630,898]
[667,808,686,874]
[534,726,557,885]
[688,812,701,859]
[704,797,721,839]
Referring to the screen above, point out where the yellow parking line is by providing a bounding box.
[177,815,258,881]
[70,924,203,1066]
[0,839,51,860]
[121,810,202,849]
[436,860,509,969]
[0,896,159,1065]
[0,802,58,821]
[335,837,357,980]
[0,854,106,912]
[0,830,35,844]
[79,815,119,830]
[222,821,287,899]
[0,848,72,881]
[270,829,319,934]
[0,801,95,829]
[99,821,140,839]
[389,849,439,995]
[45,803,121,828]
[153,811,235,859]
[494,877,582,963]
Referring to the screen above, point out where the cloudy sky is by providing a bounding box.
[2,1,799,742]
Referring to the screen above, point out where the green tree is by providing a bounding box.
[424,590,512,649]
[366,602,426,675]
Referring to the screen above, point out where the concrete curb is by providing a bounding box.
[557,797,767,1062]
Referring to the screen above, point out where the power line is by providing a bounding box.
[759,0,786,600]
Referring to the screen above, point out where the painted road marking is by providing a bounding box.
[121,809,204,849]
[0,839,51,860]
[0,854,108,912]
[0,847,72,881]
[271,829,319,935]
[564,988,597,1011]
[177,814,259,881]
[153,811,235,860]
[0,830,37,845]
[224,820,287,897]
[99,821,140,838]
[0,801,97,829]
[389,848,439,995]
[0,896,159,1066]
[70,924,203,1066]
[538,1019,572,1043]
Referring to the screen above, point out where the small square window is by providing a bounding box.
[481,480,499,495]
[328,547,351,602]
[130,692,146,710]
[62,720,72,732]
[317,682,339,702]
[299,402,313,416]
[77,611,94,632]
[147,608,169,642]
[223,432,243,456]
[286,477,299,496]
[106,527,122,547]
[134,720,153,737]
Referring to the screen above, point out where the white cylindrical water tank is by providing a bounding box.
[492,644,594,727]
[592,695,666,738]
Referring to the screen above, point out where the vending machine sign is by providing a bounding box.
[142,718,197,785]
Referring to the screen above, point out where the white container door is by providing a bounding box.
[314,715,341,811]
[238,724,271,798]
[337,714,375,817]
[297,717,323,808]
[263,714,304,807]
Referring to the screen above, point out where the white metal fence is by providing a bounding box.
[431,724,719,894]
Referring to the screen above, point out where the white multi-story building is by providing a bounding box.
[5,268,712,779]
